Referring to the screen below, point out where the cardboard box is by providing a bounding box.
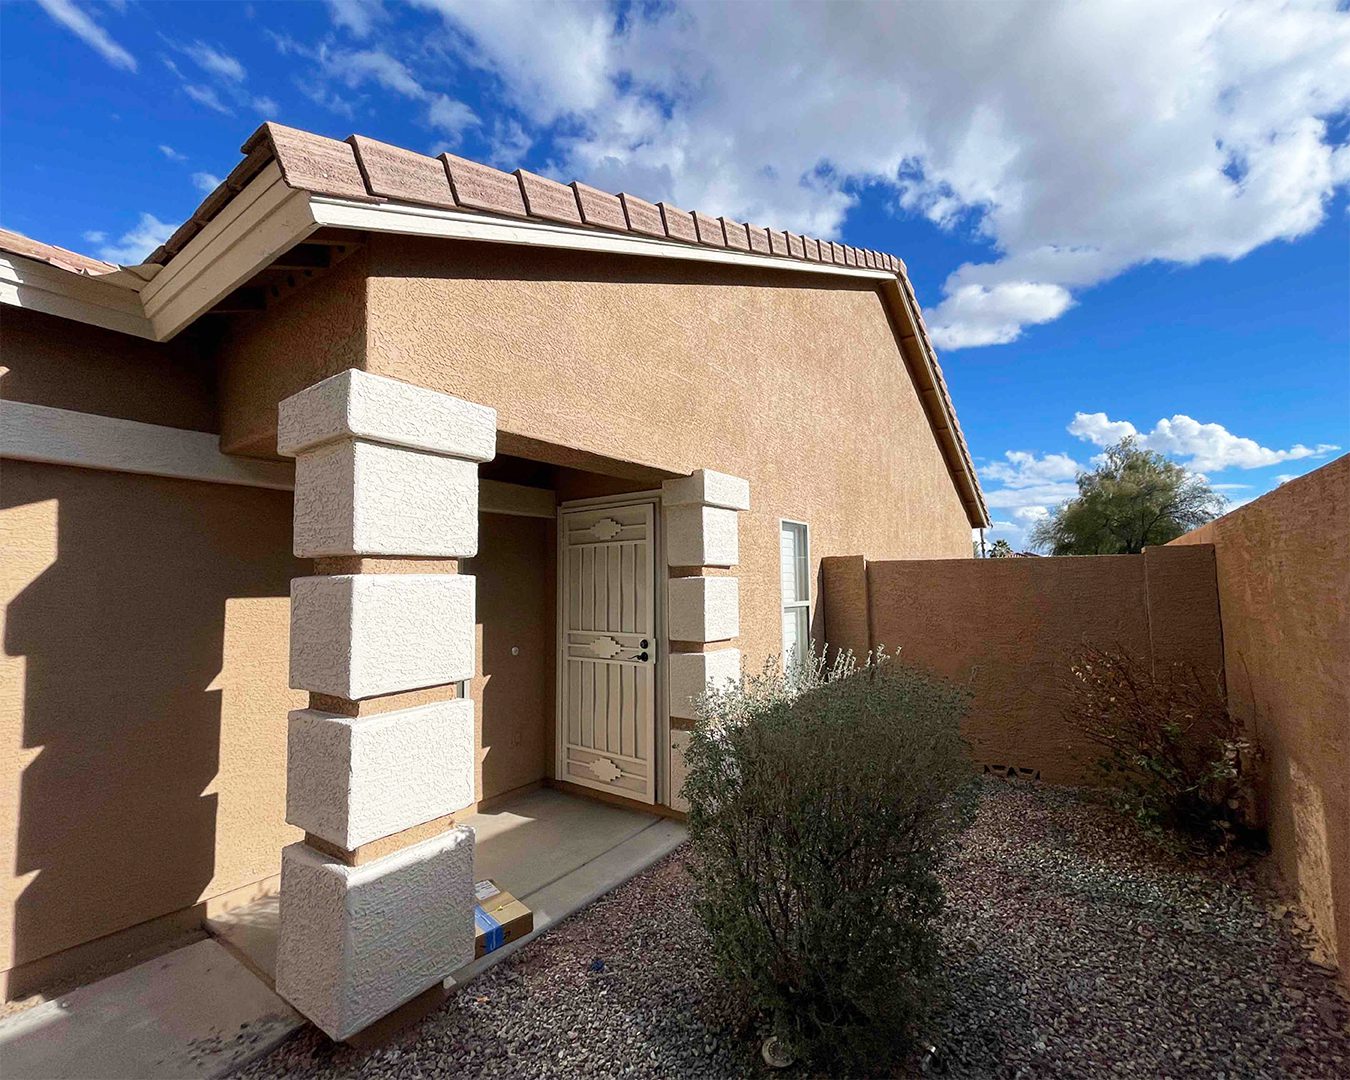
[473,879,533,958]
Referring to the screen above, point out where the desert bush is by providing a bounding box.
[1065,642,1261,850]
[681,648,975,1071]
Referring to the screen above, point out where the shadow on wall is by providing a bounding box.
[1,461,301,995]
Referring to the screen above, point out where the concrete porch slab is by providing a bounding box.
[207,788,682,986]
[0,939,300,1080]
[0,789,685,1080]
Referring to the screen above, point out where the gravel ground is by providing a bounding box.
[234,780,1349,1079]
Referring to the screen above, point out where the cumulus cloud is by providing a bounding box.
[96,213,176,264]
[1068,412,1340,473]
[192,172,222,193]
[316,47,478,138]
[404,0,1350,349]
[36,0,136,72]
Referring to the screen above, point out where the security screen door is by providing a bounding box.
[557,501,657,803]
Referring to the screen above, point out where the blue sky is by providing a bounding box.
[3,0,1347,546]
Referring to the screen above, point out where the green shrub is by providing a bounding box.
[682,648,975,1071]
[1064,642,1262,850]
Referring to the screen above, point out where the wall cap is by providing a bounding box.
[278,369,497,461]
[661,468,750,510]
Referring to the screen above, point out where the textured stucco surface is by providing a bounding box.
[276,368,497,461]
[274,828,475,1040]
[668,648,741,721]
[467,513,555,803]
[665,504,740,568]
[0,461,304,985]
[214,238,970,681]
[667,576,740,643]
[292,439,480,558]
[289,573,476,699]
[2,307,216,432]
[1172,455,1349,976]
[286,699,476,849]
[836,547,1223,784]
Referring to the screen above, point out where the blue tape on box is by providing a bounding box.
[474,905,504,953]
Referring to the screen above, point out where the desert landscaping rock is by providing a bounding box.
[233,780,1349,1079]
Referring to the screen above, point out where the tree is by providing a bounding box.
[988,538,1014,558]
[1030,437,1224,555]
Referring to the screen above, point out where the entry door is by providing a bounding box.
[557,502,657,803]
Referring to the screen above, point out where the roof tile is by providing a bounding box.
[572,182,627,230]
[441,154,527,217]
[787,233,806,259]
[620,193,665,238]
[659,203,698,243]
[768,229,790,256]
[693,212,726,247]
[349,135,455,209]
[517,169,582,225]
[241,122,374,202]
[747,225,772,255]
[0,228,117,275]
[720,217,751,251]
[803,237,821,261]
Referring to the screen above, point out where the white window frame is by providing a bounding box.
[779,519,811,664]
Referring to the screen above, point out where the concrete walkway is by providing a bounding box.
[0,788,685,1080]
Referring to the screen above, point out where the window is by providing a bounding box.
[780,520,810,666]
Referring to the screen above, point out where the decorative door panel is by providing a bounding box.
[558,503,657,802]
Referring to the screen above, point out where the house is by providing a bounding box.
[0,123,989,1039]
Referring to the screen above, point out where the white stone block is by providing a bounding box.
[290,574,475,699]
[275,829,475,1041]
[661,469,751,511]
[669,729,692,813]
[665,505,739,567]
[287,699,475,849]
[278,369,497,462]
[667,576,739,642]
[293,439,479,558]
[668,648,740,720]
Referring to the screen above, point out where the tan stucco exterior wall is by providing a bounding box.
[0,461,304,992]
[2,315,307,994]
[1171,455,1349,976]
[823,546,1224,784]
[355,237,973,675]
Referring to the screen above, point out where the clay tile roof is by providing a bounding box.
[3,120,986,525]
[0,228,117,276]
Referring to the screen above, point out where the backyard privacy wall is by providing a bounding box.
[820,546,1224,783]
[1170,455,1349,978]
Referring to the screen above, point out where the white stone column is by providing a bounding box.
[273,369,495,1041]
[662,469,750,811]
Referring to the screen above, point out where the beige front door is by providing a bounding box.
[556,501,657,803]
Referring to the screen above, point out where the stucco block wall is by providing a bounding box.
[355,238,973,676]
[823,546,1223,783]
[1171,455,1349,976]
[0,460,305,991]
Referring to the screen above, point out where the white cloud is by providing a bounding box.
[1274,473,1297,485]
[158,144,186,162]
[406,0,1350,349]
[183,42,246,82]
[982,450,1080,489]
[487,118,533,168]
[327,0,386,38]
[252,95,279,114]
[82,229,106,244]
[1068,412,1340,473]
[36,0,136,72]
[191,172,222,193]
[96,212,176,264]
[427,95,478,138]
[184,84,233,116]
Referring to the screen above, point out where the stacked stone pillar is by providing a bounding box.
[273,369,495,1040]
[662,469,750,811]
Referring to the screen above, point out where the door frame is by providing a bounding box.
[554,490,671,806]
